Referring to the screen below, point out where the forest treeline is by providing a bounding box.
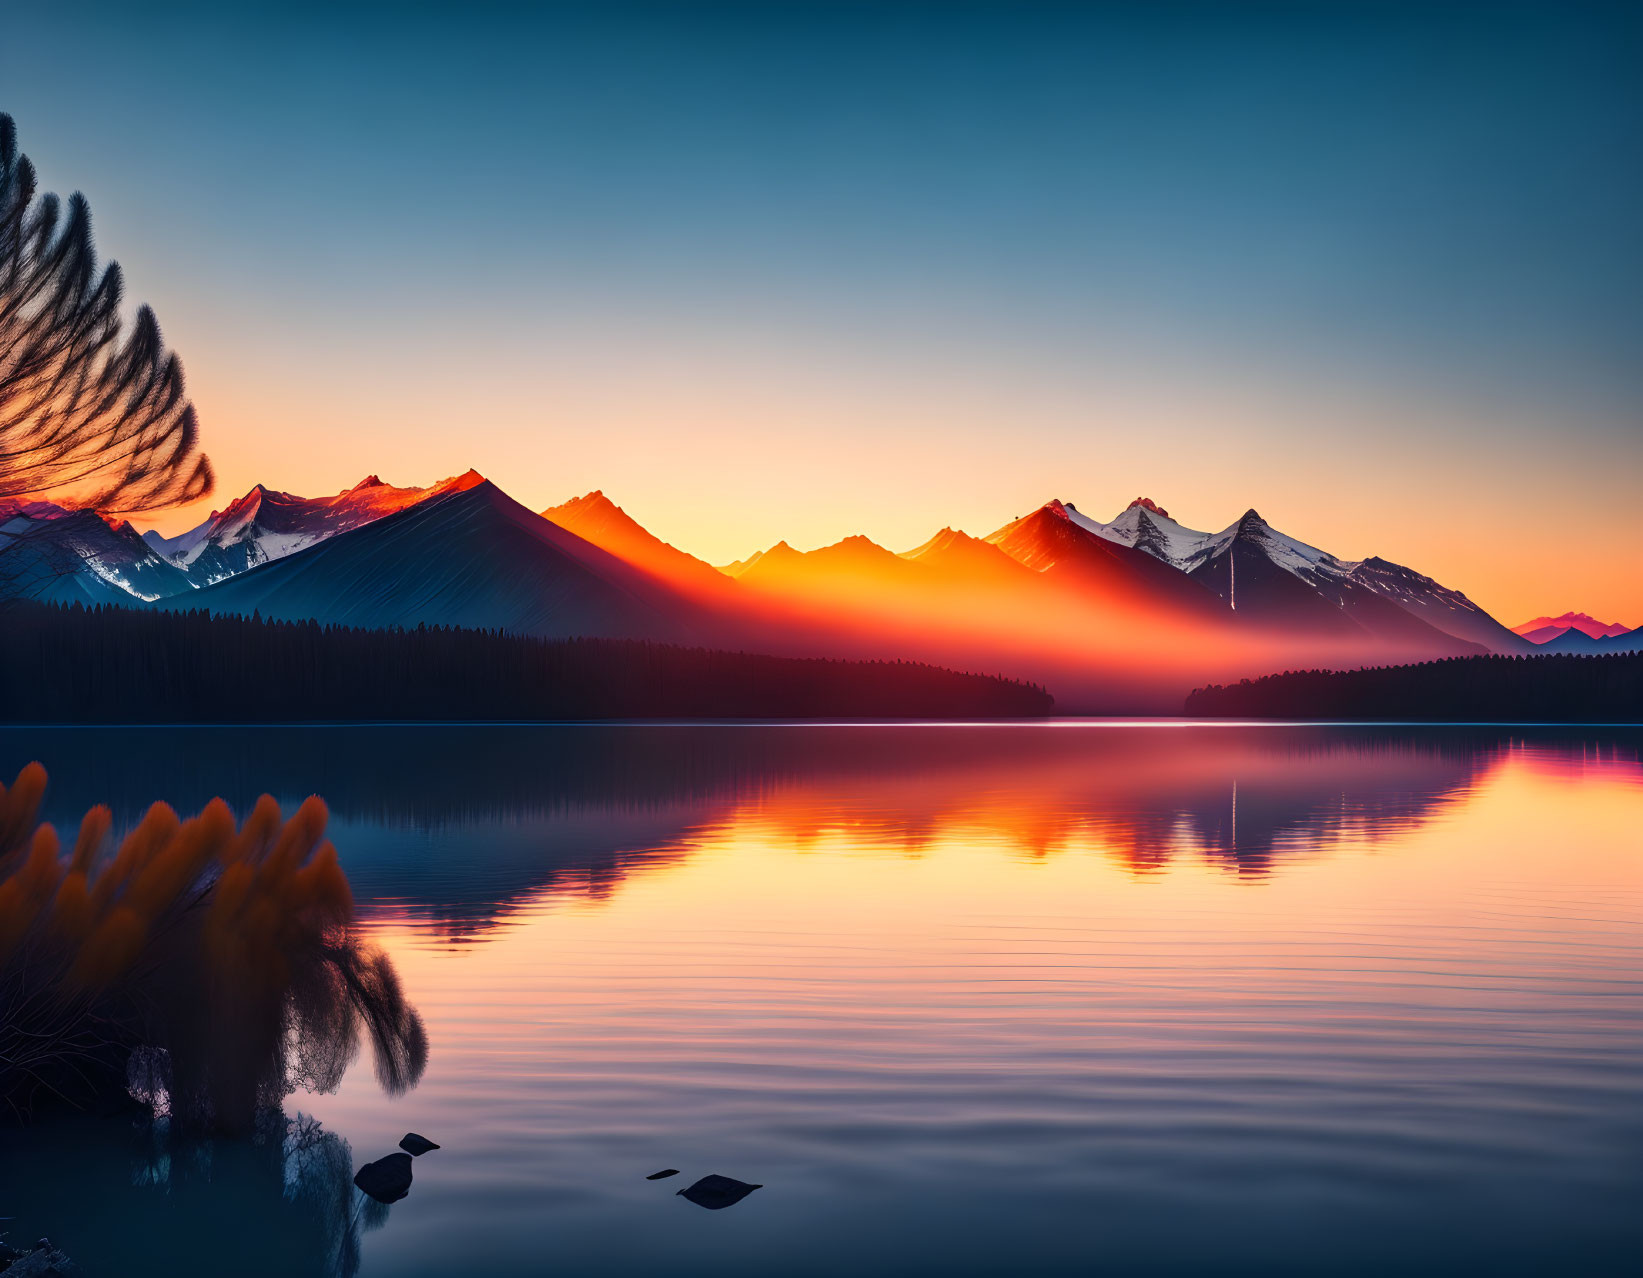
[0,602,1053,721]
[1185,651,1642,722]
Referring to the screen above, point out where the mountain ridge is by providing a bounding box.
[145,470,484,584]
[541,491,732,596]
[1,502,194,604]
[2,472,1576,705]
[1061,496,1519,653]
[1514,611,1632,640]
[164,479,711,642]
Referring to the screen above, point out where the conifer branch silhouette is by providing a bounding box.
[0,112,212,515]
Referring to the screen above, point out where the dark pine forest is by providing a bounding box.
[1186,651,1642,722]
[1,602,1054,721]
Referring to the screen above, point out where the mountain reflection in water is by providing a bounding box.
[0,724,1639,1277]
[9,724,1633,941]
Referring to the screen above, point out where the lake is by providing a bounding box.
[2,723,1640,1276]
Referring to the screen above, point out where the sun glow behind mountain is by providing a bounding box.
[8,4,1639,626]
[59,471,1597,713]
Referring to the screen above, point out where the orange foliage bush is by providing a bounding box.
[0,764,426,1129]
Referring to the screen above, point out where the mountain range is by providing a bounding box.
[171,480,713,642]
[1508,611,1642,654]
[0,499,192,604]
[3,472,1620,710]
[1514,611,1632,640]
[541,490,732,598]
[1514,625,1643,655]
[1060,497,1528,651]
[142,471,485,585]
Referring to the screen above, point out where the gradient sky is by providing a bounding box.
[4,1,1640,625]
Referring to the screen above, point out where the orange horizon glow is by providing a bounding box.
[14,5,1639,633]
[105,271,1640,633]
[140,432,1642,634]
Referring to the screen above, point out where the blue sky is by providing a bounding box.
[4,2,1640,619]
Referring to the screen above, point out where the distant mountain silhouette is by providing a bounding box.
[542,490,732,597]
[730,533,923,594]
[901,527,1037,585]
[166,480,706,640]
[1529,625,1643,655]
[7,462,1605,713]
[1518,623,1571,645]
[1514,611,1632,641]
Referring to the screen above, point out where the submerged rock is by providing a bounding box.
[354,1151,415,1203]
[2,1239,78,1276]
[677,1174,762,1210]
[645,1168,680,1180]
[399,1132,440,1156]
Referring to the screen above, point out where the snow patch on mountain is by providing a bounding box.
[147,471,485,585]
[1059,499,1356,582]
[1194,510,1361,582]
[1049,497,1521,652]
[1063,501,1212,571]
[1,504,195,604]
[80,553,171,602]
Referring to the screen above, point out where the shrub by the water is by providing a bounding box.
[0,764,426,1130]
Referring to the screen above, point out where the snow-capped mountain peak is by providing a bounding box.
[0,503,194,604]
[1061,497,1211,571]
[144,470,489,586]
[1037,495,1522,652]
[1205,508,1357,583]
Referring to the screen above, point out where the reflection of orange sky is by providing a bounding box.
[330,747,1641,1121]
[359,738,1642,947]
[687,740,1473,873]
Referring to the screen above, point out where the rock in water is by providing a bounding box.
[4,1240,79,1276]
[677,1174,762,1210]
[354,1152,415,1203]
[399,1132,441,1156]
[646,1168,680,1180]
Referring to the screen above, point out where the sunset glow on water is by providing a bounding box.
[4,725,1637,1275]
[4,8,1642,1277]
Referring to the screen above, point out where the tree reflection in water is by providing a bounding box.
[4,1107,385,1277]
[0,763,431,1274]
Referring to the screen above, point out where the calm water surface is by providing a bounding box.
[2,724,1640,1276]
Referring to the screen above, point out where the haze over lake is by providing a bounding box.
[3,723,1639,1277]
